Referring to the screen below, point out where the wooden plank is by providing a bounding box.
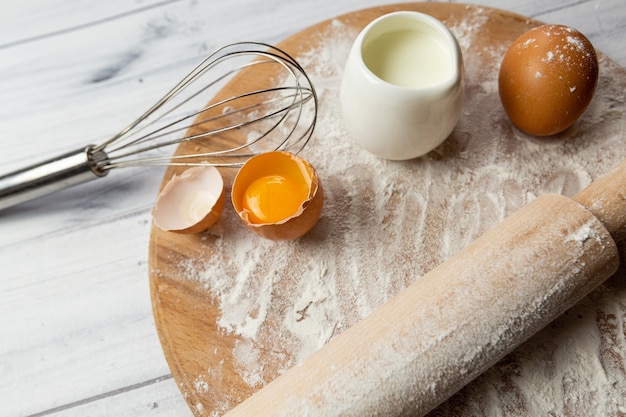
[1,1,625,417]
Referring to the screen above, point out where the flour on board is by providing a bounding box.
[178,6,626,415]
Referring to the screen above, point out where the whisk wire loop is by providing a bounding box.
[96,43,317,171]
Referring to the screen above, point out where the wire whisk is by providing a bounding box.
[0,41,318,211]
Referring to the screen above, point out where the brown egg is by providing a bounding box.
[498,24,598,136]
[231,151,323,240]
[152,165,225,234]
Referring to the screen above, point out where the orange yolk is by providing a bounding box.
[242,174,309,224]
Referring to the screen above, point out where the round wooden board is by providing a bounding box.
[149,3,626,416]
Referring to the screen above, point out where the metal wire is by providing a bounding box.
[92,41,318,171]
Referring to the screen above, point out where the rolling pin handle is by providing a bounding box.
[574,158,626,243]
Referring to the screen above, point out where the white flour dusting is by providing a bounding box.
[173,5,626,416]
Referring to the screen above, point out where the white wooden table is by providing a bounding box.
[2,1,625,416]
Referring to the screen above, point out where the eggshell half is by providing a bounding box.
[152,165,225,234]
[231,151,323,240]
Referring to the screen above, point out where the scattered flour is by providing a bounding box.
[566,220,599,248]
[173,5,626,416]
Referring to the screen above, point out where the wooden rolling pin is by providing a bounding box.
[224,158,626,417]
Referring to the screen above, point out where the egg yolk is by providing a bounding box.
[242,174,309,224]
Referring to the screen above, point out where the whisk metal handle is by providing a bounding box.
[0,145,108,211]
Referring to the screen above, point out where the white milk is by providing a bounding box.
[363,29,453,89]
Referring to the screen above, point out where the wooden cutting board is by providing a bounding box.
[149,3,626,416]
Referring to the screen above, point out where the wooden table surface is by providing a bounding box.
[2,1,625,416]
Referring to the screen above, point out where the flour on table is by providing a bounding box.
[176,6,626,416]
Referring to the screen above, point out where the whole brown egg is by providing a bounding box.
[498,24,598,136]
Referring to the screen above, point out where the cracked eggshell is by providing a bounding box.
[498,24,598,136]
[152,165,225,234]
[231,151,323,241]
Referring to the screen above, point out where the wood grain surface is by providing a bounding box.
[149,3,626,416]
[4,1,626,417]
